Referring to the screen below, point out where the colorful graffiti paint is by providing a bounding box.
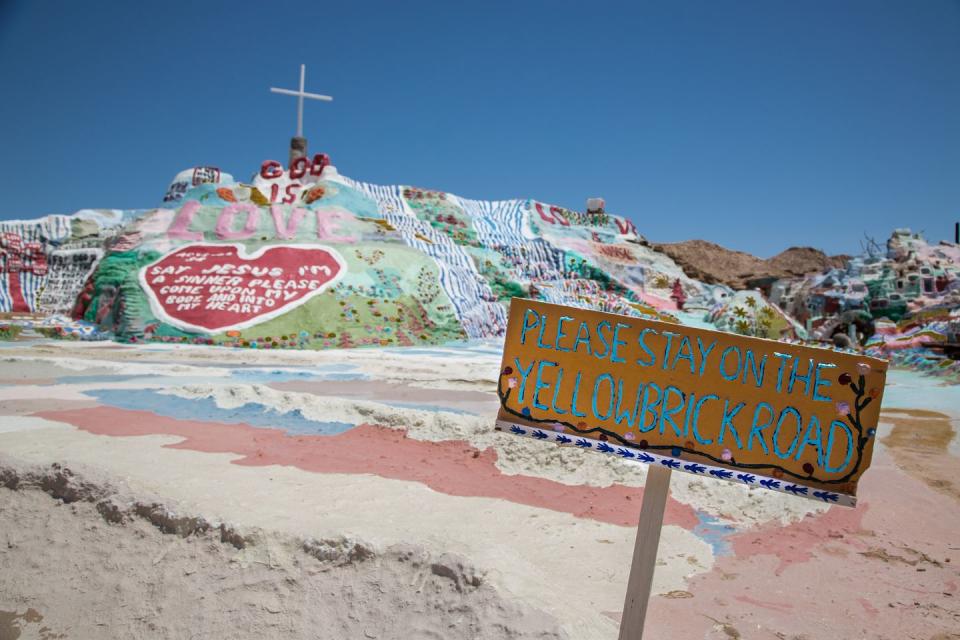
[0,211,127,315]
[0,160,818,352]
[65,162,813,350]
[37,248,103,315]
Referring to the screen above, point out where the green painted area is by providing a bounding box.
[563,253,637,302]
[220,287,462,350]
[404,189,479,247]
[468,247,528,301]
[0,325,23,340]
[83,251,162,335]
[86,236,465,349]
[206,243,465,349]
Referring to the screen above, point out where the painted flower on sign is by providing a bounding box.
[836,401,850,416]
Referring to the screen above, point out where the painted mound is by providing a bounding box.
[2,159,803,348]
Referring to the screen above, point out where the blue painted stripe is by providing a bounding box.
[88,388,357,436]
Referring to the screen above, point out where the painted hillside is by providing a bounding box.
[1,158,802,348]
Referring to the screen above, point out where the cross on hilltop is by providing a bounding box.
[270,64,333,166]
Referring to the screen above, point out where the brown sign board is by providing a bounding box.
[495,299,888,506]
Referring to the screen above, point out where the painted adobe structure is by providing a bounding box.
[768,227,960,379]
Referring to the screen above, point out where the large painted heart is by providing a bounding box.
[139,243,345,333]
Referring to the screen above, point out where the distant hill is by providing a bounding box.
[652,240,848,290]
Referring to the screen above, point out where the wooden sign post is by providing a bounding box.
[619,464,671,639]
[494,298,888,638]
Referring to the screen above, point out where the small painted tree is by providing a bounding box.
[670,279,687,310]
[337,331,355,349]
[394,328,415,347]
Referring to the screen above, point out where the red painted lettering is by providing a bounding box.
[282,184,302,205]
[260,160,283,180]
[615,218,638,235]
[535,202,556,224]
[289,157,309,180]
[550,206,570,226]
[309,153,330,176]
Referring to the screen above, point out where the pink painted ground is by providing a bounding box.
[35,406,699,530]
[646,445,960,638]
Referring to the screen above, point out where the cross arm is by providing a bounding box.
[270,88,334,102]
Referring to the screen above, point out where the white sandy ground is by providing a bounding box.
[0,460,564,640]
[0,353,235,379]
[1,342,499,391]
[0,419,709,639]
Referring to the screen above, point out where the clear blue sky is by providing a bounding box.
[1,1,957,257]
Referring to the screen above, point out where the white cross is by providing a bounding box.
[270,64,333,138]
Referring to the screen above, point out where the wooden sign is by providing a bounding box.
[495,298,888,506]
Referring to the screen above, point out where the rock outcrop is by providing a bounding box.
[653,240,846,290]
